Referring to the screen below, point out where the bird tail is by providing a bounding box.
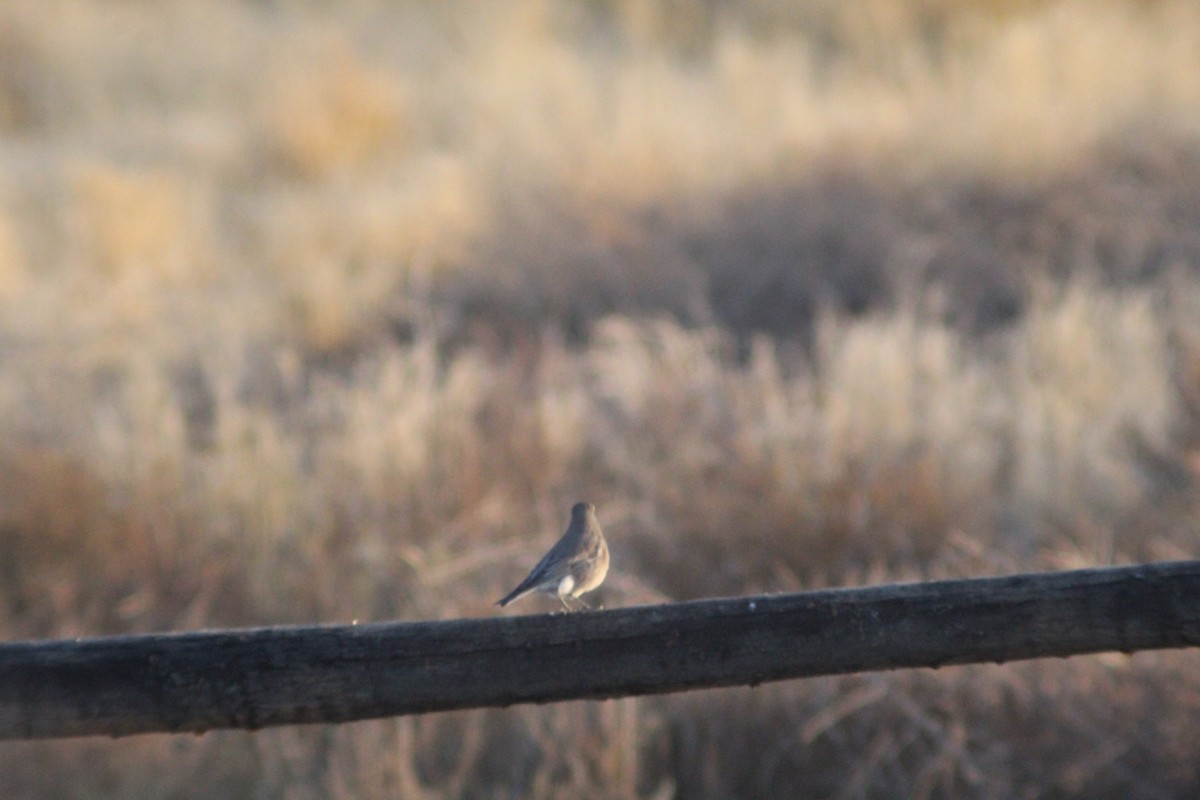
[496,580,537,607]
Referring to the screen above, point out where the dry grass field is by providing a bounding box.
[3,0,1200,797]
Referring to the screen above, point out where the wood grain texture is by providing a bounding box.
[2,560,1199,740]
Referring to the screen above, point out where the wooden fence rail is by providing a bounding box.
[2,560,1199,740]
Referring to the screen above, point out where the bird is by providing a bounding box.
[496,501,610,611]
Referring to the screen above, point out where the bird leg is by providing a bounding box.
[559,594,592,612]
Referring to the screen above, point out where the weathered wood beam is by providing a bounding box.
[2,560,1199,740]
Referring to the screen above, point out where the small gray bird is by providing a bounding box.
[497,501,609,611]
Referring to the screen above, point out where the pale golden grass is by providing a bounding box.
[2,0,1199,352]
[0,211,26,301]
[1008,281,1175,539]
[0,282,1184,608]
[460,0,1200,199]
[2,0,1200,797]
[3,289,1199,794]
[67,163,197,278]
[256,40,409,181]
[255,157,487,354]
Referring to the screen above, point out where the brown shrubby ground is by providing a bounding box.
[2,0,1200,797]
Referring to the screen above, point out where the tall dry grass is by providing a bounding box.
[2,0,1200,797]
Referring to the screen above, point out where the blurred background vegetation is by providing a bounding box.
[2,0,1200,797]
